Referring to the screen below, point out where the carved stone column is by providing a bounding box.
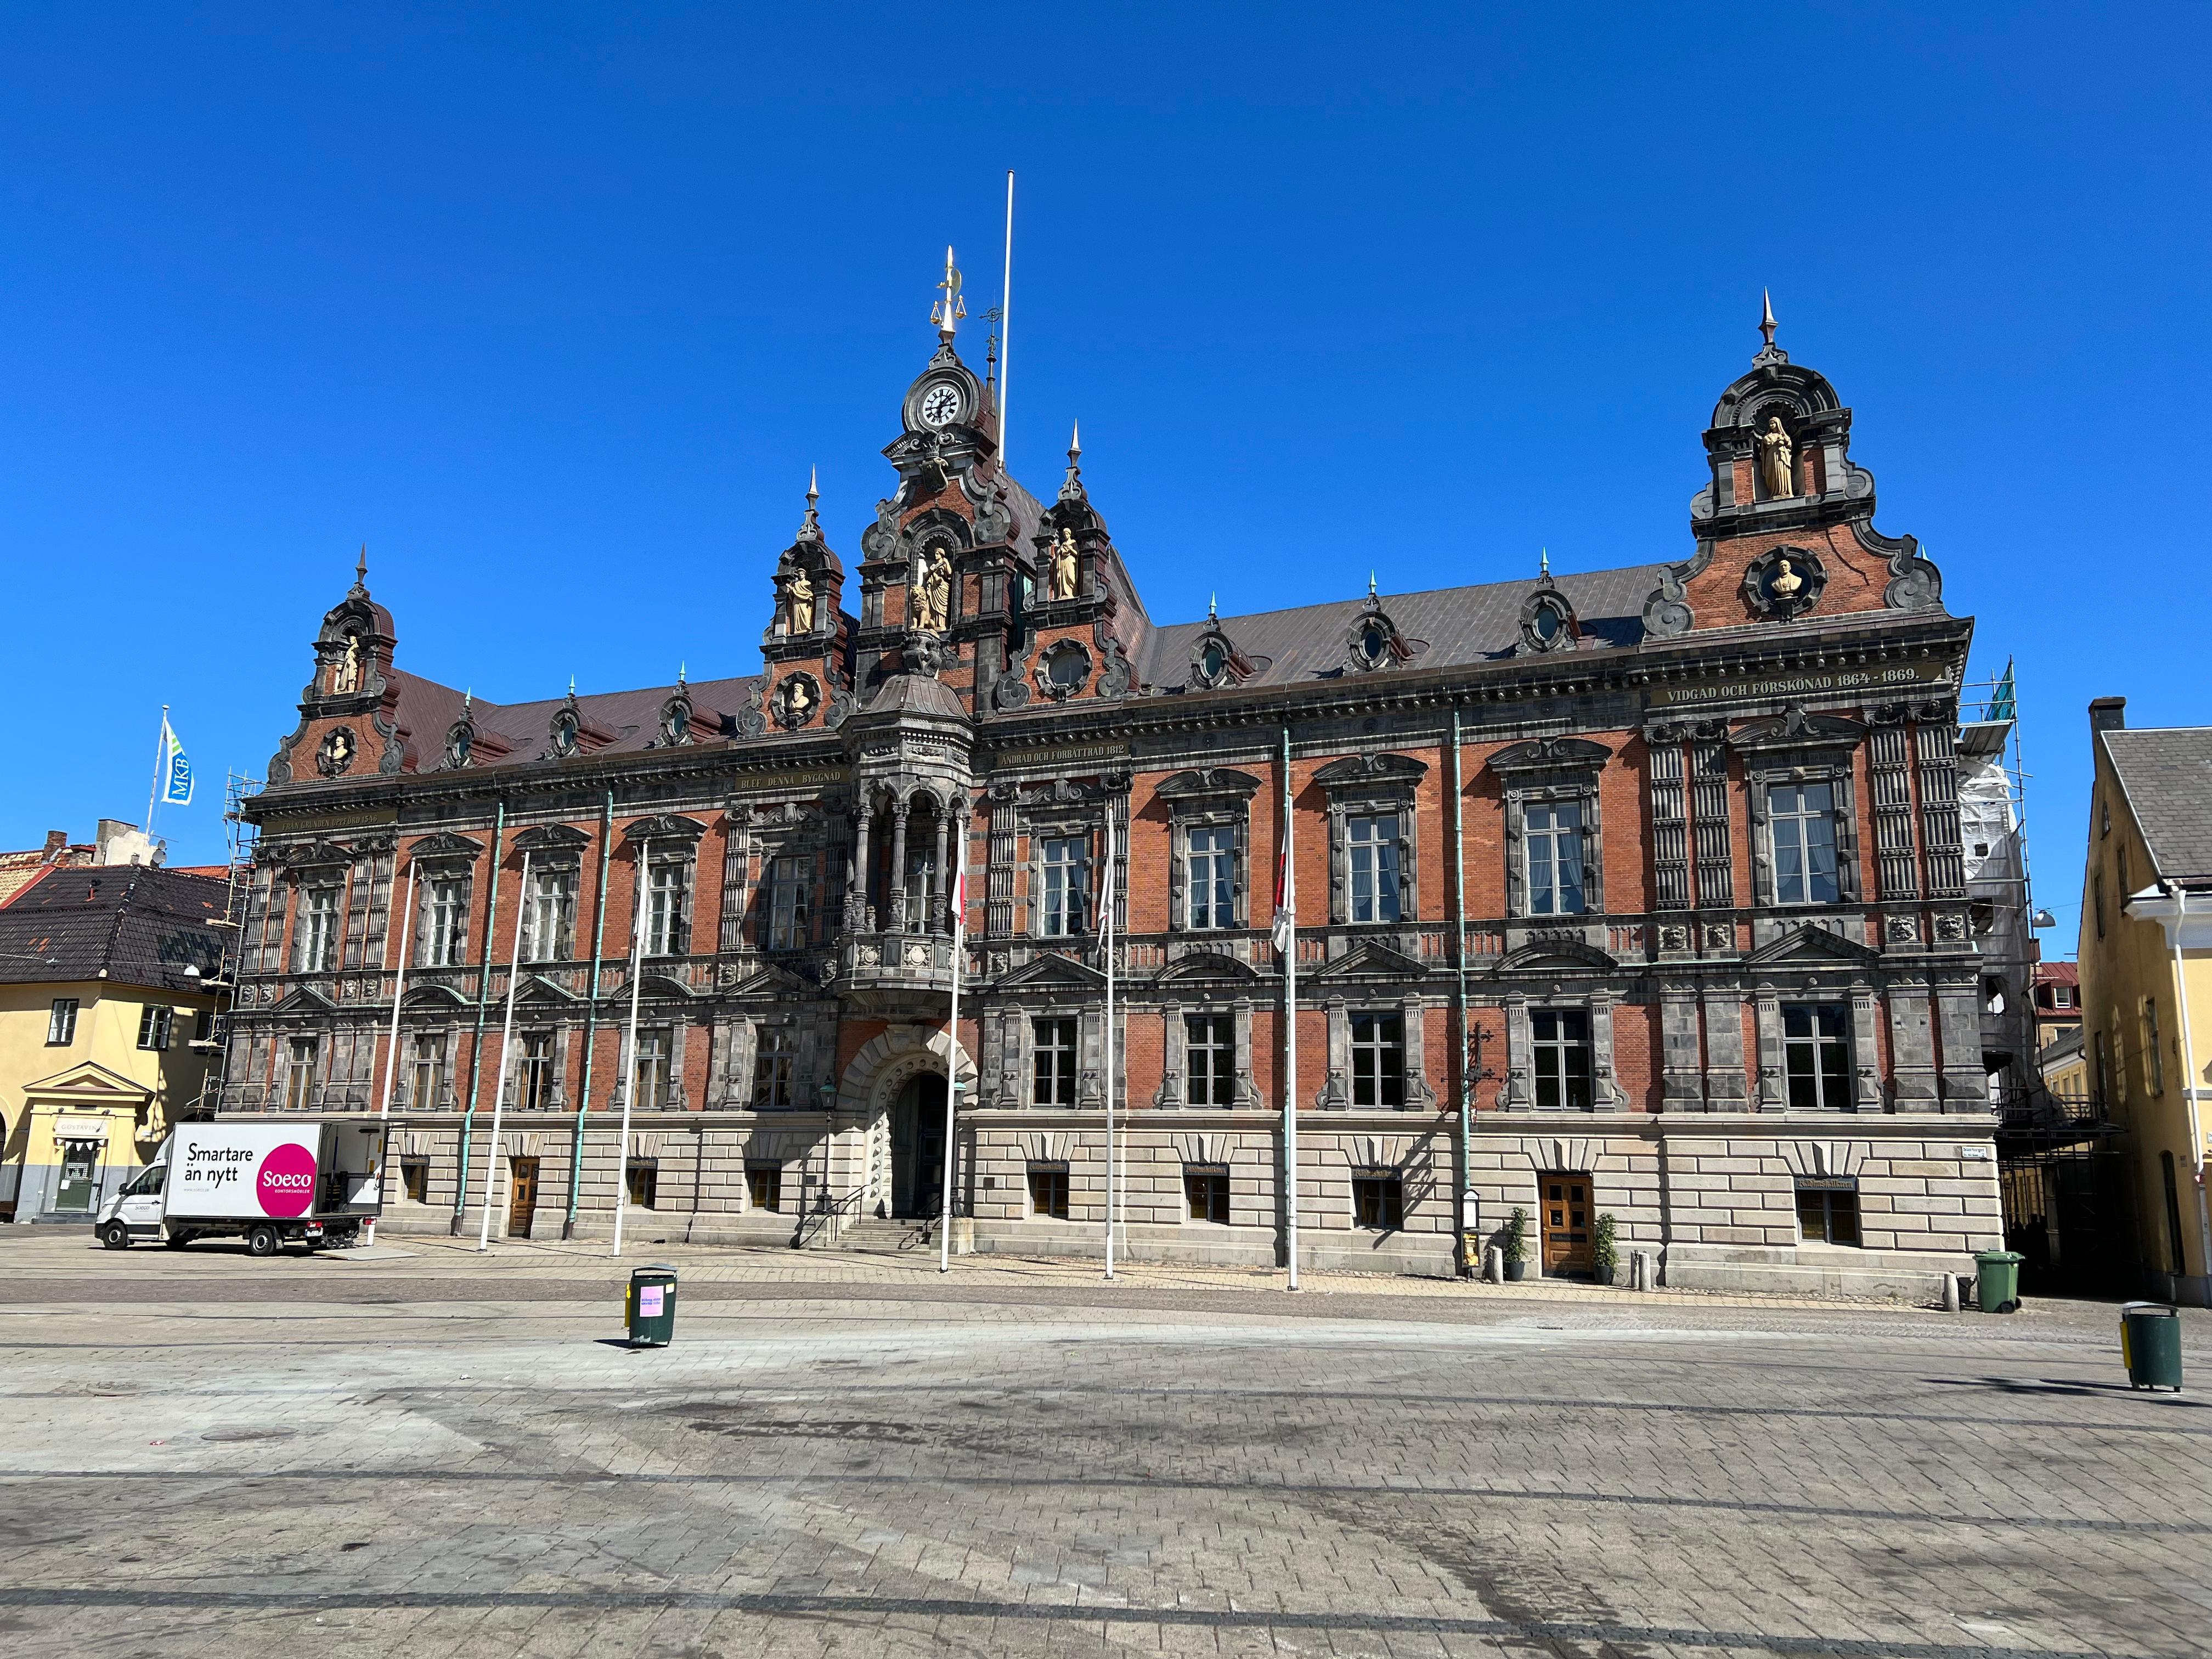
[888,799,911,933]
[849,800,874,931]
[931,810,951,935]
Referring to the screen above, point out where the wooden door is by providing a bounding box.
[1540,1173,1593,1276]
[507,1157,539,1239]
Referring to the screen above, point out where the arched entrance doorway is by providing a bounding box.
[890,1073,947,1218]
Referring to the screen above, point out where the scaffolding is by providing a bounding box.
[185,770,262,1117]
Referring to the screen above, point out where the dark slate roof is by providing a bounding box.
[387,671,762,774]
[0,866,229,991]
[2104,729,2212,883]
[865,673,967,719]
[1135,564,1668,693]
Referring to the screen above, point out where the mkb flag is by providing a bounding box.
[159,718,194,806]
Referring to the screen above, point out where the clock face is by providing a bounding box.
[919,383,963,428]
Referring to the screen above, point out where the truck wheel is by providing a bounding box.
[246,1224,280,1258]
[99,1221,131,1251]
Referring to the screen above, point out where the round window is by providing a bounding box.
[1533,605,1560,641]
[1361,626,1387,663]
[1201,642,1226,680]
[1047,644,1088,689]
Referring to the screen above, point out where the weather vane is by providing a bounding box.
[930,246,967,341]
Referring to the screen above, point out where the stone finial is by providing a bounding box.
[1759,288,1778,350]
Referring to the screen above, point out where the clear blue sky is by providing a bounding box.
[3,5,2204,956]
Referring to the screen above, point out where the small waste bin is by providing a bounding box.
[1974,1249,2024,1314]
[626,1264,679,1348]
[2121,1301,2183,1392]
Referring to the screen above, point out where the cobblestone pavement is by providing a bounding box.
[4,1232,2210,1657]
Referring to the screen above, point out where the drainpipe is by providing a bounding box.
[1451,707,1473,1274]
[564,789,616,1239]
[449,800,506,1235]
[2168,883,2212,1302]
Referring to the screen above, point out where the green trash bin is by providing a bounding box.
[626,1264,679,1348]
[2121,1302,2183,1392]
[1974,1249,2024,1314]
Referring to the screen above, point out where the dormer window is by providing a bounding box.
[1359,624,1388,665]
[1532,603,1562,644]
[1201,641,1226,681]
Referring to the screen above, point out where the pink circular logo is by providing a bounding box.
[256,1143,318,1218]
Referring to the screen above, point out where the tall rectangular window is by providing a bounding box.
[1040,836,1085,937]
[1187,825,1234,930]
[1032,1017,1078,1106]
[423,876,468,966]
[751,1027,794,1109]
[284,1036,318,1110]
[296,886,340,972]
[1783,1003,1852,1110]
[1352,1171,1405,1230]
[1184,1164,1231,1223]
[1531,1009,1593,1110]
[1525,802,1585,916]
[1350,1012,1405,1108]
[1769,783,1841,905]
[768,856,811,950]
[1348,815,1401,923]
[646,860,688,956]
[525,868,575,963]
[137,1005,173,1052]
[2146,999,2166,1094]
[1026,1163,1070,1218]
[409,1033,447,1107]
[517,1031,554,1111]
[1795,1180,1860,1245]
[47,998,78,1046]
[1185,1014,1235,1106]
[632,1027,672,1110]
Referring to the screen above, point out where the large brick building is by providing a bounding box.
[222,279,2003,1294]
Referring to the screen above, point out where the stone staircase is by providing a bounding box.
[822,1214,939,1254]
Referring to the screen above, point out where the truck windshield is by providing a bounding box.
[122,1165,167,1197]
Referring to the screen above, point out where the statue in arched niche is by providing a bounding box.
[331,633,362,694]
[914,549,952,632]
[786,568,815,636]
[1757,415,1795,500]
[1049,528,1080,600]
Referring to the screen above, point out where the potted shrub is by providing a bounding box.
[1593,1212,1619,1285]
[1503,1206,1529,1281]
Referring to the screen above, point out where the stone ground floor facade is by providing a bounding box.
[308,1025,2000,1296]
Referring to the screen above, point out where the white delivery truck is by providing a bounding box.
[96,1120,386,1256]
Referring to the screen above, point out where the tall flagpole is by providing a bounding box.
[378,862,419,1118]
[477,850,532,1252]
[998,171,1014,471]
[1280,727,1300,1291]
[939,821,967,1273]
[1103,808,1117,1280]
[612,840,651,1257]
[146,706,170,837]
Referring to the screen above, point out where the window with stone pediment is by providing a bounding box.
[1039,836,1086,938]
[767,855,812,951]
[1314,754,1426,928]
[1488,738,1610,921]
[1159,768,1257,935]
[524,867,577,963]
[646,859,691,956]
[295,884,341,973]
[421,874,471,967]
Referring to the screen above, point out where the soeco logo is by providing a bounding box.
[256,1143,318,1218]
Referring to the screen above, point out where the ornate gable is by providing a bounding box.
[1743,923,1881,969]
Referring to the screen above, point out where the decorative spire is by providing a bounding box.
[462,689,472,712]
[929,245,967,342]
[351,544,368,595]
[799,466,821,540]
[1209,592,1218,621]
[1753,289,1788,365]
[678,661,687,689]
[568,674,577,698]
[1368,570,1378,598]
[1058,419,1086,504]
[1539,546,1550,580]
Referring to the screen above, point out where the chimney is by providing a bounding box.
[42,830,68,857]
[2089,697,2127,736]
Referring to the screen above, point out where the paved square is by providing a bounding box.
[2,1232,2209,1657]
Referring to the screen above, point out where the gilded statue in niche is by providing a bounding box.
[914,549,952,632]
[1049,528,1080,600]
[1756,415,1795,500]
[785,568,815,635]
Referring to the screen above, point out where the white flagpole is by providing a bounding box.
[146,706,170,837]
[998,170,1014,469]
[1282,729,1300,1291]
[1103,808,1117,1280]
[939,822,967,1273]
[612,840,651,1258]
[477,849,532,1252]
[378,862,419,1118]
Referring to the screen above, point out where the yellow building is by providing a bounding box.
[0,865,228,1221]
[2078,698,2212,1305]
